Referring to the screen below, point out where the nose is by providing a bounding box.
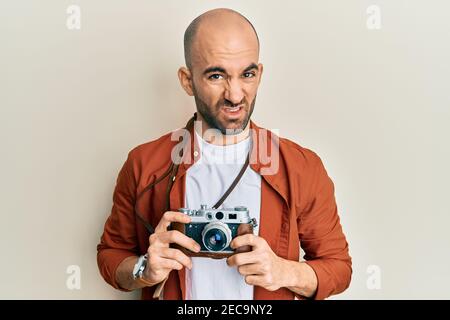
[224,79,245,105]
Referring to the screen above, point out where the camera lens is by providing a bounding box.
[204,229,226,251]
[215,211,224,220]
[201,222,232,252]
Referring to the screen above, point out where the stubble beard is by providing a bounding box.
[192,86,256,135]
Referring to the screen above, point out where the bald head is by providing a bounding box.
[183,8,260,70]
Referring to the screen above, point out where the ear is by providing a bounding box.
[257,63,264,86]
[177,67,194,96]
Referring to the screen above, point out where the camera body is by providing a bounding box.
[171,205,257,259]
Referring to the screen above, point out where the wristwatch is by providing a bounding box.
[133,254,149,282]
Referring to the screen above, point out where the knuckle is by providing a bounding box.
[161,212,173,224]
[149,233,157,245]
[148,244,160,256]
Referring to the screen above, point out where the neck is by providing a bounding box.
[195,114,250,146]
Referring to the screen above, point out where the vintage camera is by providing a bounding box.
[171,205,258,259]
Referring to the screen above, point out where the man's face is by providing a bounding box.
[188,22,263,135]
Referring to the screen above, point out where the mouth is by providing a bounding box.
[221,105,244,118]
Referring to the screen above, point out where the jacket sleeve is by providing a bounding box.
[298,154,352,300]
[97,152,139,291]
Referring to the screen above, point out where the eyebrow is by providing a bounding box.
[203,63,258,75]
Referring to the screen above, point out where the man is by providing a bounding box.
[97,8,352,300]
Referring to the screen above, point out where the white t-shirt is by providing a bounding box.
[184,130,262,300]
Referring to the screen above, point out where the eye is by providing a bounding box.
[243,72,256,78]
[208,74,224,80]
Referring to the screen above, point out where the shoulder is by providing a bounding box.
[251,121,322,168]
[278,136,333,198]
[251,121,326,175]
[129,131,174,160]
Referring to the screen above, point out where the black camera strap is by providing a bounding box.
[211,152,250,209]
[134,114,251,235]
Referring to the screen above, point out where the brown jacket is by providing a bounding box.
[97,118,352,300]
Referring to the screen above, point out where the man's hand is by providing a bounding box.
[226,234,287,291]
[115,211,201,290]
[226,234,318,298]
[143,211,201,286]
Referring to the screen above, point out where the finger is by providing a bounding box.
[159,247,193,270]
[155,211,191,233]
[230,234,261,250]
[226,251,259,267]
[237,263,263,276]
[245,275,265,287]
[157,230,201,252]
[154,257,184,271]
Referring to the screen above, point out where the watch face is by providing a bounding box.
[133,255,146,279]
[132,263,139,277]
